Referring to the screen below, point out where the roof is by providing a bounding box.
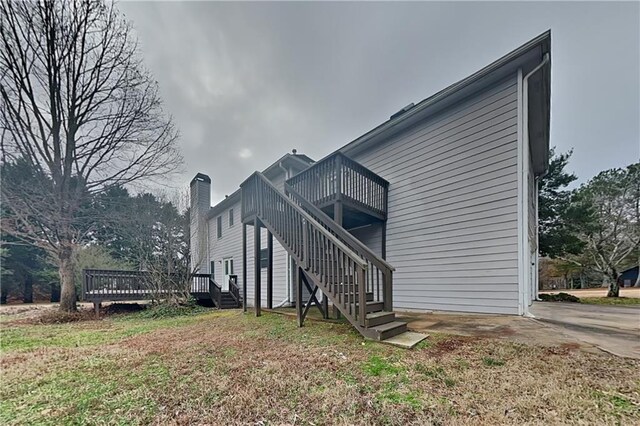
[206,152,314,218]
[336,31,551,175]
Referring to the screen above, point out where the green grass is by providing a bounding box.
[362,355,403,376]
[0,310,215,352]
[482,356,505,367]
[580,297,640,306]
[1,309,639,425]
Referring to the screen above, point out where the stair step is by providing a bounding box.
[365,311,395,327]
[369,321,407,341]
[365,301,384,313]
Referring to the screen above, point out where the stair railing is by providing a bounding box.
[228,274,240,305]
[209,276,222,308]
[285,183,394,312]
[241,172,369,327]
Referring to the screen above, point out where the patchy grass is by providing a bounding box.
[1,309,640,425]
[580,297,640,306]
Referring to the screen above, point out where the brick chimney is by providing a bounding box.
[190,173,211,274]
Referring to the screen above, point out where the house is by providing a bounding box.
[190,31,551,341]
[619,266,639,288]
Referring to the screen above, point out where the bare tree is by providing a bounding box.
[0,1,182,311]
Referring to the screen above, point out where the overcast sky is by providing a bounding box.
[120,1,639,204]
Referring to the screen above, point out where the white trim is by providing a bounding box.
[516,67,525,315]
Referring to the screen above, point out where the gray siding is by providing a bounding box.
[349,223,383,257]
[349,75,520,314]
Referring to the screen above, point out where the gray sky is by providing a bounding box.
[120,1,640,204]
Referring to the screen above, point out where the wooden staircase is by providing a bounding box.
[241,172,410,342]
[190,275,241,309]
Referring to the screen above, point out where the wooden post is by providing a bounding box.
[267,231,273,309]
[322,293,329,319]
[332,200,343,320]
[358,267,367,327]
[381,221,387,260]
[254,218,261,317]
[93,302,101,318]
[242,223,248,312]
[296,265,303,327]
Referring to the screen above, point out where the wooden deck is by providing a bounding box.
[82,269,241,309]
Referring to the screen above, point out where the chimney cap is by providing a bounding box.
[190,173,211,185]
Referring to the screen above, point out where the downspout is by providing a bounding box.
[521,53,550,316]
[278,161,292,307]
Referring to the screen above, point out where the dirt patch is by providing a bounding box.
[102,303,147,316]
[539,292,581,303]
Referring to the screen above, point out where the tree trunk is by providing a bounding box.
[606,272,620,298]
[58,246,77,312]
[0,286,7,304]
[50,282,61,303]
[23,274,33,303]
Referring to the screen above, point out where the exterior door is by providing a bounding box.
[223,258,234,291]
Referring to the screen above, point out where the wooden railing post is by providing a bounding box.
[358,267,367,327]
[383,271,393,312]
[302,219,309,270]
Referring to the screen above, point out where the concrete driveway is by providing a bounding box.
[530,302,640,359]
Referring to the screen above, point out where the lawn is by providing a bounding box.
[1,307,639,425]
[580,297,640,306]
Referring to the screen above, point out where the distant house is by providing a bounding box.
[620,266,639,287]
[190,31,551,341]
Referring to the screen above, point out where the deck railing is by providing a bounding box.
[83,269,208,302]
[286,152,388,219]
[241,172,376,327]
[191,274,211,293]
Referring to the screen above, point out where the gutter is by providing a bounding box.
[520,53,550,315]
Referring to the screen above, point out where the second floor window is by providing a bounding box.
[217,216,222,238]
[229,208,234,227]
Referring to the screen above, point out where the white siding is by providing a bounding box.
[349,76,521,314]
[208,173,291,308]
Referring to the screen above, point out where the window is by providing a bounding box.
[260,248,268,269]
[210,261,215,276]
[217,216,222,238]
[229,208,234,227]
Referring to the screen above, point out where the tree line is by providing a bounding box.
[538,149,639,296]
[1,1,182,311]
[1,159,190,304]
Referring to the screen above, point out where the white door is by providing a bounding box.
[223,258,234,291]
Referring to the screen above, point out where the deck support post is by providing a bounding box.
[242,223,248,312]
[295,265,303,327]
[93,302,101,318]
[254,218,261,317]
[267,231,273,309]
[321,294,329,319]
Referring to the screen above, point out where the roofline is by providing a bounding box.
[337,30,551,158]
